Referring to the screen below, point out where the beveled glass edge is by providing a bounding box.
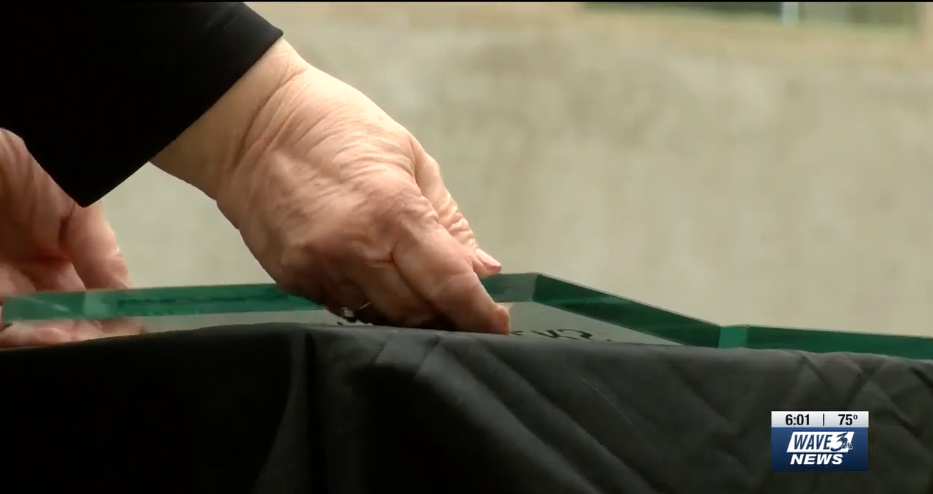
[720,325,933,360]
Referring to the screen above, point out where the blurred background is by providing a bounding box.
[103,2,933,335]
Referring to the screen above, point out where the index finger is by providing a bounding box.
[393,219,509,334]
[63,204,132,290]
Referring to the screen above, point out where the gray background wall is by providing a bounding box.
[102,3,933,335]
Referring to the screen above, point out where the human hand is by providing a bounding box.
[0,130,141,347]
[155,40,509,333]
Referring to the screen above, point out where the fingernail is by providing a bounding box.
[476,249,502,270]
[495,305,511,334]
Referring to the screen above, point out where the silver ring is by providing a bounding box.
[341,302,371,322]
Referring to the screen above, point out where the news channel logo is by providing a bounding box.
[770,411,869,472]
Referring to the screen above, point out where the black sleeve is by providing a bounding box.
[0,3,284,206]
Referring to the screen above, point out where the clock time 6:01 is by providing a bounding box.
[785,413,810,426]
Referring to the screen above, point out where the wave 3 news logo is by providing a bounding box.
[787,431,854,466]
[771,412,869,472]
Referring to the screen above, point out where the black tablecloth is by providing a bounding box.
[2,324,932,494]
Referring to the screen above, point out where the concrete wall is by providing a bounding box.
[103,3,933,335]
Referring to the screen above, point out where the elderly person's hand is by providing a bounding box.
[155,40,510,334]
[0,130,140,347]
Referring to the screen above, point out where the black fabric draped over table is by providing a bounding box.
[2,323,932,494]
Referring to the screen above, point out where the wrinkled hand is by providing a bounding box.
[0,130,140,347]
[214,64,510,333]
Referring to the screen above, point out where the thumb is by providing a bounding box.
[62,204,132,290]
[409,138,502,277]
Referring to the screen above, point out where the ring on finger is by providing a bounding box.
[341,302,380,324]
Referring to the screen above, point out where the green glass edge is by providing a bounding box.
[1,273,543,322]
[721,325,933,360]
[2,283,312,320]
[529,273,722,347]
[1,272,719,348]
[9,273,930,359]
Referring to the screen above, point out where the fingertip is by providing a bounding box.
[475,248,502,273]
[471,254,502,278]
[458,286,510,335]
[438,282,493,334]
[492,303,511,334]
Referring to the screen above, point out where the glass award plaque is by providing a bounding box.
[0,273,721,346]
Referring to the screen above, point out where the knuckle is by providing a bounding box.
[278,239,309,274]
[359,188,437,251]
[276,239,321,294]
[378,188,429,221]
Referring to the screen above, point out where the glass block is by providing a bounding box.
[719,325,933,360]
[0,272,722,346]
